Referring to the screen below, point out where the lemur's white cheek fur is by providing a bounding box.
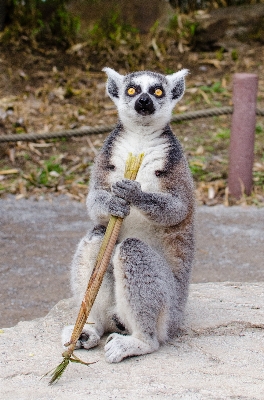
[63,67,195,363]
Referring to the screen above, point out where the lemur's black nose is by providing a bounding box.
[138,94,151,106]
[135,93,155,115]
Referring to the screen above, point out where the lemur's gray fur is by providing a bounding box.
[62,67,195,363]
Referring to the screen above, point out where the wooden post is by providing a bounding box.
[228,73,258,198]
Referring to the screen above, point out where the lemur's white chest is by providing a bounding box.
[108,129,168,247]
[109,130,168,193]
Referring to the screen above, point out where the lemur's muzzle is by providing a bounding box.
[135,93,155,116]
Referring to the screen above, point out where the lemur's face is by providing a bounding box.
[123,74,167,117]
[103,68,188,128]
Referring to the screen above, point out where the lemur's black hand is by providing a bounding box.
[108,195,130,218]
[112,180,142,205]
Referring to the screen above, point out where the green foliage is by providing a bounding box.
[168,14,179,32]
[23,153,30,160]
[215,128,230,140]
[38,156,63,186]
[165,68,175,74]
[216,47,225,61]
[189,160,207,181]
[231,49,239,61]
[2,0,80,46]
[88,11,138,46]
[256,125,263,135]
[200,82,226,94]
[83,10,142,69]
[167,13,198,40]
[48,4,80,43]
[253,170,264,187]
[90,9,200,69]
[184,19,198,37]
[149,20,160,36]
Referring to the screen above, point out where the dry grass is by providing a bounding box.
[0,36,263,206]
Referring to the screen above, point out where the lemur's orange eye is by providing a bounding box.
[154,88,163,97]
[127,87,136,96]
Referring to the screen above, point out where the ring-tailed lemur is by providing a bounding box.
[62,68,195,363]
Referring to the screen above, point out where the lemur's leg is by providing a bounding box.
[105,237,176,363]
[62,225,115,350]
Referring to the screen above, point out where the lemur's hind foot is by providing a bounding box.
[62,324,101,350]
[104,333,159,363]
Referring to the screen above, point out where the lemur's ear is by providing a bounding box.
[102,67,124,100]
[166,69,189,101]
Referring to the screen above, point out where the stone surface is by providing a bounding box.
[195,3,264,50]
[0,282,264,399]
[1,196,264,327]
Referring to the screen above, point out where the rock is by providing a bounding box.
[0,282,263,399]
[194,3,264,50]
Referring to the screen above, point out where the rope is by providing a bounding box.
[0,106,263,143]
[0,125,116,143]
[171,106,233,122]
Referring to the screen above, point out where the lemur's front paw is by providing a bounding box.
[108,195,130,218]
[112,180,142,204]
[62,325,100,350]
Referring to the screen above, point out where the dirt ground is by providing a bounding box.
[0,4,264,205]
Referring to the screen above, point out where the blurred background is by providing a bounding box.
[0,0,263,205]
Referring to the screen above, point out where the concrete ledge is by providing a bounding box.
[1,198,264,328]
[1,282,263,399]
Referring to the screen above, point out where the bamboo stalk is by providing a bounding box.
[46,152,144,385]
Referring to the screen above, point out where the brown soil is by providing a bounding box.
[0,5,263,206]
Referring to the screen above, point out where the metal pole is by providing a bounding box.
[228,73,258,198]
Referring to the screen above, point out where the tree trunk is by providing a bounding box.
[0,0,7,31]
